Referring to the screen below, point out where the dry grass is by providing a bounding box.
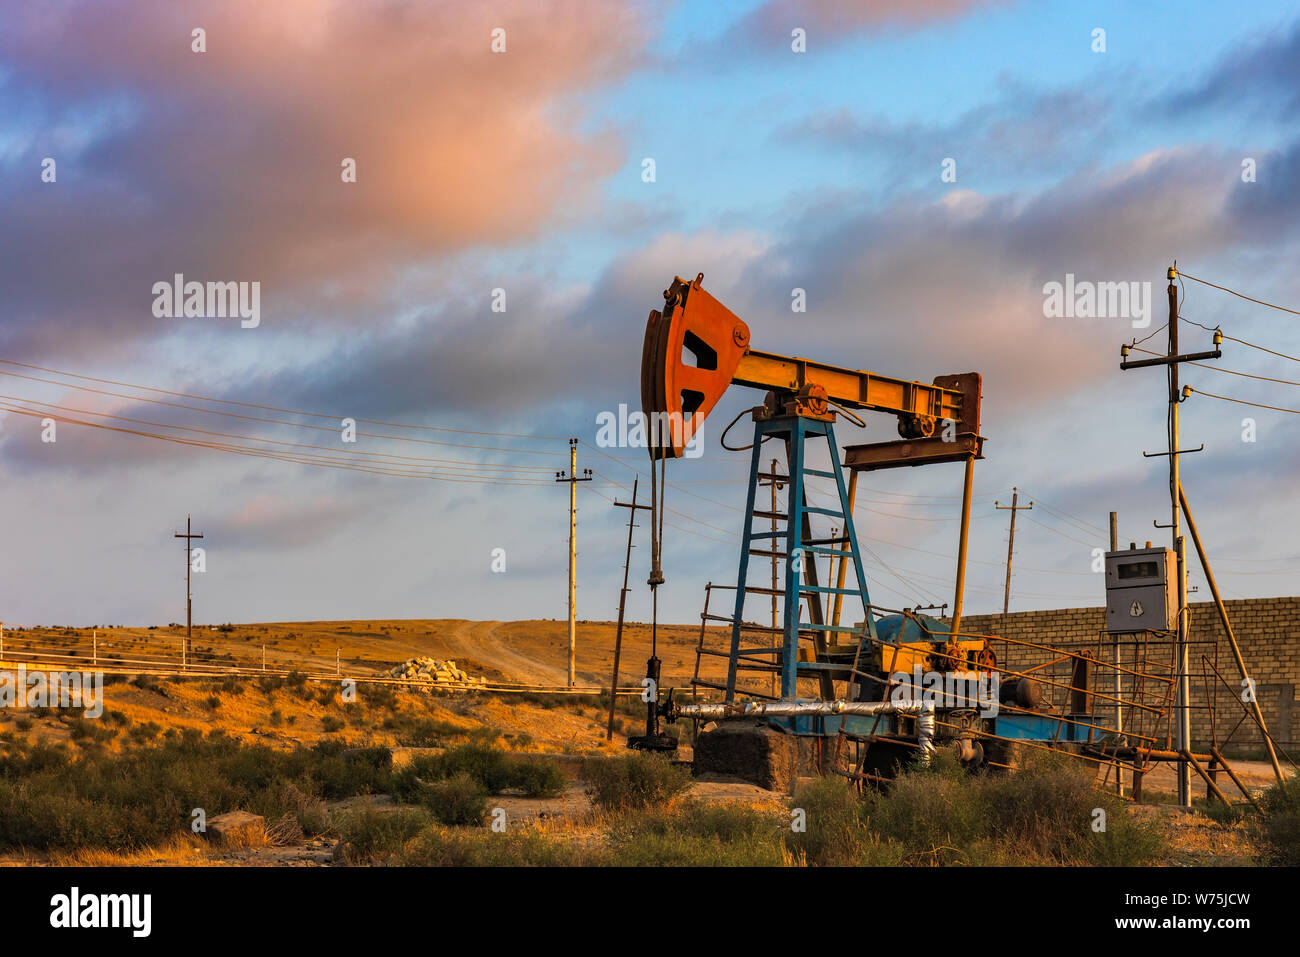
[46,833,210,867]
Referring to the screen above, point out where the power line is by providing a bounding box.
[0,357,563,440]
[0,366,567,459]
[1131,345,1300,388]
[1022,515,1100,549]
[1179,271,1300,317]
[1186,386,1300,415]
[0,393,559,474]
[0,404,573,485]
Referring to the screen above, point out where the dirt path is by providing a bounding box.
[435,621,570,686]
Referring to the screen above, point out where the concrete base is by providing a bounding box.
[692,720,801,792]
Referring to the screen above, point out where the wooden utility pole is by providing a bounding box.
[607,478,650,739]
[173,515,204,670]
[555,439,591,687]
[758,459,786,696]
[994,489,1032,615]
[1120,264,1223,807]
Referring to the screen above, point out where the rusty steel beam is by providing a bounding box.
[734,351,966,422]
[843,433,983,472]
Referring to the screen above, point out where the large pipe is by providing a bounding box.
[676,699,932,719]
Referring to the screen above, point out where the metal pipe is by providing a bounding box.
[675,698,934,720]
[917,701,936,765]
[1180,486,1284,782]
[831,468,858,628]
[951,454,975,634]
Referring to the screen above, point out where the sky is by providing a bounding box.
[3,0,1300,631]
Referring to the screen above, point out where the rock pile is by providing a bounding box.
[387,656,488,687]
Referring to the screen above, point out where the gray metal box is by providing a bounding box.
[1104,546,1177,633]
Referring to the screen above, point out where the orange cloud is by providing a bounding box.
[2,0,648,289]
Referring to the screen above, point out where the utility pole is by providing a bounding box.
[994,488,1032,615]
[758,459,786,696]
[607,478,650,740]
[1120,264,1222,807]
[555,439,591,687]
[173,515,204,671]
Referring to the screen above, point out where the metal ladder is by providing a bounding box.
[715,413,879,703]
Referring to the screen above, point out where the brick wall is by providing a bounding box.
[959,597,1300,752]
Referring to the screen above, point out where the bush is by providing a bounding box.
[510,760,567,799]
[1254,775,1300,866]
[321,716,344,733]
[430,745,514,794]
[0,732,398,852]
[394,717,462,748]
[582,753,691,811]
[396,825,594,866]
[865,752,1167,866]
[420,773,489,827]
[786,775,878,866]
[609,800,788,866]
[334,806,430,864]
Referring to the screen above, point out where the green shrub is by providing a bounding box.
[786,775,874,866]
[420,773,489,827]
[394,717,462,748]
[582,753,691,811]
[321,716,344,733]
[257,675,284,694]
[397,826,597,866]
[609,800,787,866]
[334,806,430,864]
[865,752,1167,866]
[430,745,514,794]
[1254,775,1300,866]
[357,683,398,711]
[510,760,567,798]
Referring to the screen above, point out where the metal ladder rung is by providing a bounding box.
[802,506,845,518]
[802,545,852,558]
[743,585,860,598]
[748,546,852,559]
[802,468,838,479]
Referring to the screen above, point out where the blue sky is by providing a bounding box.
[3,0,1300,639]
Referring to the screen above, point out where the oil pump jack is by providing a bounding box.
[627,273,1034,775]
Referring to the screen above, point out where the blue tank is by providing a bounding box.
[872,613,950,645]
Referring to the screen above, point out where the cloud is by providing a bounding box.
[783,79,1112,187]
[0,0,650,360]
[738,0,1008,42]
[1172,18,1300,120]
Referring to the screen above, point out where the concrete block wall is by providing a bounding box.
[959,597,1300,752]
